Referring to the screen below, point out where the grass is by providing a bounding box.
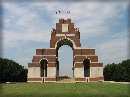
[0,82,129,97]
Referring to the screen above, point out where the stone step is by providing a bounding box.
[57,78,75,83]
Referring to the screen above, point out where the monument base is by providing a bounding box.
[27,77,104,83]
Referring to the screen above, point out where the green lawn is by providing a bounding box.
[0,82,129,97]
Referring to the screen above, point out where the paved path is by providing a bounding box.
[57,78,75,83]
[104,81,130,84]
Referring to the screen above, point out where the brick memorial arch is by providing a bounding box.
[27,19,104,83]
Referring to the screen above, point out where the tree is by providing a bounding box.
[120,59,130,81]
[103,59,130,82]
[103,63,117,81]
[0,58,27,82]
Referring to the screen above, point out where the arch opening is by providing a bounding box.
[56,39,74,78]
[58,46,73,77]
[40,59,48,77]
[83,58,90,77]
[56,39,74,50]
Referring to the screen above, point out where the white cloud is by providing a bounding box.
[99,38,127,53]
[4,18,11,24]
[3,3,52,48]
[4,29,50,48]
[95,29,128,65]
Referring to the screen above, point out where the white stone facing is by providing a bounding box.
[28,67,41,77]
[67,34,75,36]
[90,67,103,77]
[74,68,84,77]
[47,67,56,77]
[62,24,69,32]
[56,34,75,37]
[28,81,42,83]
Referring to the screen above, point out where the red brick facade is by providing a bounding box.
[28,19,104,83]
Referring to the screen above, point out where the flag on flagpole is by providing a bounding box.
[56,10,70,14]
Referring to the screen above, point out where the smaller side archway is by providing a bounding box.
[40,59,48,77]
[83,58,90,77]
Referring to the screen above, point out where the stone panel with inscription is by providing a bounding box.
[90,67,103,77]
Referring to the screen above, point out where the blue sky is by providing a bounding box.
[2,1,129,77]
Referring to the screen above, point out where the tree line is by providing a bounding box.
[0,58,27,82]
[103,59,130,82]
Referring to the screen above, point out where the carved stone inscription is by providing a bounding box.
[90,67,103,77]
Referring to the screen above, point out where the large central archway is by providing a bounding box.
[56,38,74,78]
[58,45,73,77]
